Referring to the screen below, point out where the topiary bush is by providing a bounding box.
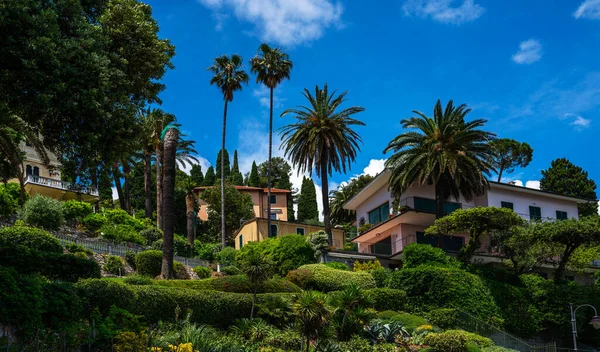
[388,265,501,322]
[291,264,376,292]
[286,268,313,288]
[365,288,406,312]
[194,266,212,279]
[123,274,153,285]
[386,312,428,333]
[216,246,238,266]
[135,250,163,277]
[402,243,461,269]
[82,212,108,233]
[101,223,145,245]
[221,265,243,276]
[154,275,301,294]
[75,278,136,314]
[19,195,64,230]
[62,200,92,223]
[0,225,63,253]
[104,255,125,275]
[140,227,163,245]
[0,183,22,219]
[424,330,493,351]
[325,261,350,270]
[427,308,459,329]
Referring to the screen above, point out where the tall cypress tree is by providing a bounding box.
[190,164,204,186]
[248,161,260,187]
[216,150,231,181]
[230,150,244,185]
[203,166,216,186]
[297,177,319,222]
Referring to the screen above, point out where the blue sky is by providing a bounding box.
[146,0,600,207]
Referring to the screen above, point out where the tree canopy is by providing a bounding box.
[489,138,533,182]
[297,177,319,223]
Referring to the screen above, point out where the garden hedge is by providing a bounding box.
[364,288,406,312]
[424,330,493,352]
[0,225,63,253]
[153,275,301,293]
[289,264,376,292]
[135,250,163,277]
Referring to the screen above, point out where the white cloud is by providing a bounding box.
[112,187,118,200]
[574,0,600,19]
[525,180,540,190]
[402,0,485,25]
[363,159,386,177]
[197,0,344,46]
[512,39,542,64]
[179,156,211,175]
[572,116,592,130]
[252,86,285,109]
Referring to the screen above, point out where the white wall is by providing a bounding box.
[486,188,579,220]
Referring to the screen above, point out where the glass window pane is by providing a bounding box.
[270,225,278,237]
[501,201,514,210]
[269,195,277,204]
[529,206,541,221]
[414,197,436,213]
[296,228,305,236]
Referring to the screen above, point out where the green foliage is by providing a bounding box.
[217,246,238,266]
[135,250,163,277]
[247,161,260,187]
[190,164,204,186]
[140,227,163,245]
[365,288,406,312]
[153,275,301,294]
[402,243,460,269]
[203,166,216,186]
[104,209,147,230]
[354,259,383,271]
[215,149,231,181]
[308,230,329,261]
[193,266,212,279]
[173,261,190,280]
[19,194,64,230]
[222,265,243,276]
[325,261,350,270]
[0,183,21,218]
[65,243,93,256]
[424,330,493,352]
[384,312,428,333]
[427,308,459,329]
[482,346,519,352]
[125,250,137,270]
[370,267,393,288]
[0,225,62,253]
[329,284,377,340]
[291,264,376,292]
[115,331,147,352]
[41,281,84,330]
[339,336,397,352]
[82,213,109,233]
[540,157,598,216]
[330,174,374,225]
[388,266,502,323]
[489,138,533,182]
[297,176,319,222]
[62,200,93,222]
[123,275,153,286]
[152,236,193,257]
[200,183,254,244]
[0,266,44,334]
[101,223,145,245]
[105,255,125,275]
[76,279,136,315]
[194,241,221,261]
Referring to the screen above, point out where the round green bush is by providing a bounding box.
[65,243,93,256]
[82,213,108,233]
[483,347,519,352]
[62,200,92,222]
[194,266,212,279]
[221,265,243,276]
[292,264,376,292]
[140,227,163,245]
[104,255,125,275]
[402,243,460,269]
[370,267,393,288]
[0,183,22,218]
[123,274,153,285]
[325,261,350,270]
[135,250,163,277]
[19,194,64,230]
[427,308,459,329]
[104,209,145,230]
[365,288,406,312]
[75,278,136,314]
[217,246,237,266]
[0,225,62,253]
[125,250,137,270]
[194,242,221,261]
[424,330,493,351]
[387,312,428,332]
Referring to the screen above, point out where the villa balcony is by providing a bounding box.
[24,175,99,202]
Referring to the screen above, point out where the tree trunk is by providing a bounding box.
[434,182,445,219]
[305,336,310,352]
[496,167,504,183]
[156,144,162,230]
[161,127,178,279]
[251,284,257,319]
[186,191,195,246]
[16,167,26,204]
[554,246,576,283]
[221,100,228,247]
[123,162,131,213]
[267,87,274,238]
[112,163,126,210]
[144,152,153,218]
[321,159,332,245]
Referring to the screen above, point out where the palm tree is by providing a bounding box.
[329,174,374,225]
[161,124,179,279]
[280,85,365,243]
[250,44,292,238]
[238,247,272,319]
[208,54,249,247]
[384,100,495,218]
[294,290,331,352]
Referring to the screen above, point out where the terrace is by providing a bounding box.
[24,175,99,202]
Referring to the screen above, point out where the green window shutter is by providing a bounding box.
[414,197,436,213]
[270,225,278,238]
[239,235,243,248]
[443,202,461,215]
[381,202,390,220]
[368,209,379,224]
[416,231,437,247]
[529,206,541,221]
[556,211,568,220]
[501,201,514,210]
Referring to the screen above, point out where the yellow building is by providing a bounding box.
[234,217,345,250]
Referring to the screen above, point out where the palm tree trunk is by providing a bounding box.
[434,182,445,219]
[267,87,274,238]
[221,99,228,248]
[112,163,126,210]
[156,144,162,230]
[186,191,195,246]
[161,127,179,279]
[123,162,131,213]
[144,152,153,218]
[305,336,310,352]
[321,160,332,245]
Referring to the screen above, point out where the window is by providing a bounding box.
[414,197,461,215]
[238,235,243,248]
[296,227,305,236]
[368,201,390,225]
[529,206,541,221]
[416,231,437,246]
[25,165,32,176]
[556,210,568,220]
[269,195,277,204]
[270,224,278,238]
[443,236,464,252]
[443,202,461,215]
[501,201,514,210]
[269,213,277,220]
[33,166,39,177]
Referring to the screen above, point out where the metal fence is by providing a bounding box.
[55,234,209,267]
[456,310,557,352]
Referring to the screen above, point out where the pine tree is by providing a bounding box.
[230,150,244,185]
[216,150,231,181]
[190,164,204,186]
[248,161,260,187]
[297,177,319,222]
[203,166,216,186]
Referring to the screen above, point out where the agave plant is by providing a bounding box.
[365,321,409,344]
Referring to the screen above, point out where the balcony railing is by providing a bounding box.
[25,175,99,196]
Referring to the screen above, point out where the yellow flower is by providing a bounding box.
[416,324,433,332]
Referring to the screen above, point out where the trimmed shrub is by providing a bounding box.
[19,194,64,230]
[41,281,84,329]
[101,223,145,245]
[217,246,237,266]
[286,268,313,288]
[291,264,376,292]
[82,213,108,233]
[154,275,301,293]
[194,266,212,279]
[354,259,383,271]
[402,243,460,269]
[124,274,153,285]
[104,255,125,275]
[62,200,92,222]
[483,347,519,352]
[140,227,163,245]
[325,261,350,270]
[75,279,136,314]
[173,261,190,280]
[370,267,393,288]
[0,266,44,333]
[135,250,163,277]
[65,243,93,256]
[104,209,145,230]
[125,250,137,269]
[427,308,459,329]
[152,236,192,257]
[388,265,501,322]
[221,265,243,276]
[388,312,428,332]
[365,288,406,312]
[0,183,21,218]
[424,330,493,351]
[0,225,62,253]
[194,241,221,261]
